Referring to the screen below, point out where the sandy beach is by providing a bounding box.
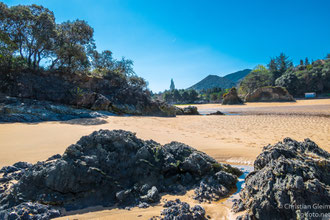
[1,99,329,167]
[55,190,237,220]
[1,99,330,219]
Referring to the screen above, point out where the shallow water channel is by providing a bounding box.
[229,165,254,201]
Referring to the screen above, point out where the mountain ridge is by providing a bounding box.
[223,69,252,83]
[187,69,251,91]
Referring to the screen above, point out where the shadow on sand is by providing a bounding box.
[60,118,108,126]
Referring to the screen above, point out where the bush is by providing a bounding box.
[239,65,272,95]
[275,72,299,96]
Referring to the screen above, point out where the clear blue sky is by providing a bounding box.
[4,0,330,92]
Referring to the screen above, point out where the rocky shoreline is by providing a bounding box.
[1,129,328,220]
[0,96,114,123]
[0,96,203,123]
[233,138,330,220]
[0,71,177,118]
[0,129,241,219]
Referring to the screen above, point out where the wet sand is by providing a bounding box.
[1,99,330,219]
[185,99,330,117]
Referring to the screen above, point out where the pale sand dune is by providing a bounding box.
[0,100,329,219]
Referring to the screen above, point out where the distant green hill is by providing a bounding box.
[187,69,251,91]
[223,69,252,84]
[188,75,235,91]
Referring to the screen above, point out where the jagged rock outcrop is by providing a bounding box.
[175,106,199,115]
[222,88,243,105]
[150,199,206,220]
[0,130,241,219]
[244,86,295,102]
[0,96,112,122]
[0,203,61,220]
[233,138,330,220]
[194,170,238,202]
[0,71,176,117]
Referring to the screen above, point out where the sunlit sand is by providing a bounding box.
[1,99,329,219]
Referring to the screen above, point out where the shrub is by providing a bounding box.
[239,65,272,95]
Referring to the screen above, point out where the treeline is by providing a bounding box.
[239,53,330,96]
[154,87,230,104]
[0,3,147,89]
[161,89,199,104]
[200,87,229,102]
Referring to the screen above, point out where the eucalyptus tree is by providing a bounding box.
[91,50,115,71]
[51,19,95,72]
[1,4,56,69]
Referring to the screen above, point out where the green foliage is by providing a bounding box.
[282,59,330,95]
[173,89,181,101]
[189,90,198,101]
[0,2,150,95]
[200,87,221,102]
[162,89,199,104]
[1,4,57,69]
[275,72,299,95]
[71,87,84,98]
[267,53,293,84]
[158,86,227,104]
[305,57,310,65]
[152,146,161,162]
[242,58,330,96]
[128,76,148,89]
[170,78,175,91]
[211,163,221,169]
[51,19,94,72]
[181,90,190,101]
[210,93,218,101]
[239,65,272,95]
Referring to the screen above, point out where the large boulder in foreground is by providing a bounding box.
[0,130,241,219]
[222,88,244,105]
[233,138,330,220]
[244,86,295,102]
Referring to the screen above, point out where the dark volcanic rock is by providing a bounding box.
[0,202,61,220]
[46,154,62,161]
[175,106,199,115]
[222,88,243,105]
[0,71,176,117]
[182,106,199,115]
[208,111,225,115]
[194,171,237,202]
[0,161,32,182]
[155,199,206,220]
[0,130,241,219]
[175,106,184,115]
[244,86,295,102]
[91,94,111,111]
[234,138,330,220]
[0,96,112,123]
